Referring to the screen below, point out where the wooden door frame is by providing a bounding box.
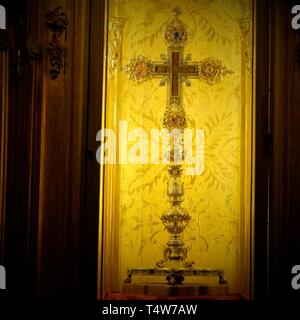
[254,0,299,300]
[97,1,256,298]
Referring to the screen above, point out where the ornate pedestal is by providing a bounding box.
[123,283,229,297]
[124,267,227,286]
[123,267,228,296]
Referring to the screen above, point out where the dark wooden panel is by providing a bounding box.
[287,26,300,300]
[254,0,272,300]
[269,0,290,298]
[36,0,91,298]
[255,0,300,299]
[3,0,42,296]
[81,0,104,299]
[2,0,93,299]
[0,48,9,266]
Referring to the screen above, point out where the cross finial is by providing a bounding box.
[171,7,182,16]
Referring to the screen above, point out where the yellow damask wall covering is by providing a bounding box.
[100,0,254,297]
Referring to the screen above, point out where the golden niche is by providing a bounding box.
[123,7,233,289]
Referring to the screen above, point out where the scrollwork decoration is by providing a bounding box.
[199,57,234,85]
[124,55,154,83]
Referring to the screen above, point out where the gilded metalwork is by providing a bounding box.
[123,282,229,296]
[125,55,154,83]
[199,57,234,85]
[125,13,232,102]
[125,50,199,106]
[157,152,194,268]
[162,103,187,130]
[164,7,188,47]
[123,267,227,286]
[124,7,234,283]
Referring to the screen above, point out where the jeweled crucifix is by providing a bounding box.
[126,7,232,105]
[146,47,199,106]
[125,7,233,279]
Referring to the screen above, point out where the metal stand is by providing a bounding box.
[123,267,227,286]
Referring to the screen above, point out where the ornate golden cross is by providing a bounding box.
[125,7,233,106]
[150,48,198,106]
[124,7,233,273]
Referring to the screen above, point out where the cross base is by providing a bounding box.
[123,267,227,286]
[122,283,229,297]
[156,245,194,269]
[155,233,194,268]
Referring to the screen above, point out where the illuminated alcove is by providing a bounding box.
[98,0,255,298]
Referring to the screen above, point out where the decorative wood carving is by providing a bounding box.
[45,7,68,79]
